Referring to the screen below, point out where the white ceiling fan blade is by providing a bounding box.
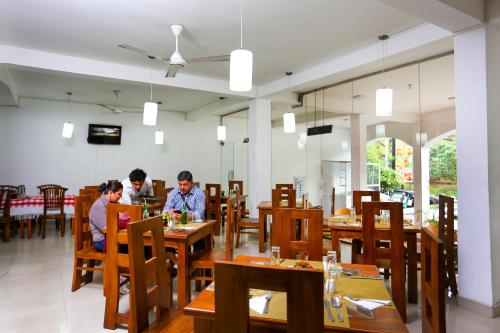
[186,55,230,63]
[165,65,178,78]
[118,44,169,61]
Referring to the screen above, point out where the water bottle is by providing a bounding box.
[142,198,149,219]
[181,202,188,224]
[350,206,356,224]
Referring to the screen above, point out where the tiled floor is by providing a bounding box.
[1,222,499,332]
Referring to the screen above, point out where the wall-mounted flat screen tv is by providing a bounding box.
[87,124,122,145]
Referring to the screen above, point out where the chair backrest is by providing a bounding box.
[0,188,14,218]
[205,183,221,221]
[438,195,454,271]
[79,188,101,205]
[228,180,243,195]
[152,179,165,196]
[73,195,93,252]
[193,181,200,188]
[361,201,406,322]
[421,227,446,333]
[334,207,351,215]
[276,184,293,201]
[0,185,18,199]
[127,216,170,333]
[331,187,336,215]
[215,260,324,333]
[353,190,380,213]
[38,184,67,212]
[225,196,240,261]
[273,208,323,261]
[271,189,296,208]
[84,185,101,190]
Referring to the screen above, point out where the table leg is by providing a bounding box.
[27,218,32,239]
[406,234,417,304]
[258,213,265,253]
[177,244,190,309]
[194,317,215,333]
[259,210,267,243]
[20,218,25,239]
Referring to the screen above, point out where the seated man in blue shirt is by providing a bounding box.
[163,170,206,220]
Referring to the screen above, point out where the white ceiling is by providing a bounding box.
[9,67,239,112]
[0,0,422,84]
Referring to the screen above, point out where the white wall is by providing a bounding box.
[222,115,249,191]
[0,98,221,194]
[272,122,351,206]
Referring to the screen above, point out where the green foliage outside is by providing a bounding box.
[366,139,402,193]
[429,135,457,182]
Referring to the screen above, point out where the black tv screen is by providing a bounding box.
[87,124,122,145]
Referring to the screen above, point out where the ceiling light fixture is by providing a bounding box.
[283,109,296,133]
[217,125,226,141]
[376,35,392,117]
[230,0,253,91]
[143,66,158,126]
[155,131,164,145]
[61,92,74,138]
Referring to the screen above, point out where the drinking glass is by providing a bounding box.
[271,246,280,266]
[154,209,161,217]
[350,207,357,224]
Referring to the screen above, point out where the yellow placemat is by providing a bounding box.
[250,259,349,329]
[328,215,362,223]
[340,276,395,309]
[172,221,206,231]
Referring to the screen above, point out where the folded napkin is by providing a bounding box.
[343,296,391,310]
[249,295,269,315]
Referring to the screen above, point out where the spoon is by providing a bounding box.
[331,295,344,322]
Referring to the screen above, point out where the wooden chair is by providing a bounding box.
[352,190,380,213]
[361,201,406,322]
[0,188,15,242]
[228,180,243,195]
[205,183,221,236]
[103,203,142,330]
[273,207,323,261]
[189,196,238,284]
[421,227,446,333]
[85,185,101,190]
[37,184,67,239]
[439,195,458,295]
[152,180,166,196]
[270,189,296,246]
[214,260,324,333]
[71,195,106,292]
[235,195,260,248]
[127,216,171,333]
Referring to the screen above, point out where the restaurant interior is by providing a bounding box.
[1,1,500,332]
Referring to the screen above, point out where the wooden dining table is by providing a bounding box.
[184,255,408,333]
[323,217,420,304]
[114,219,216,309]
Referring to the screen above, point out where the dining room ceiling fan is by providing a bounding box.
[98,90,133,114]
[118,24,230,78]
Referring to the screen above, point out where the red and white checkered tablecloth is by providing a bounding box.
[10,195,75,216]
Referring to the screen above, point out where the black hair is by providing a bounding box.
[99,181,123,194]
[129,168,147,182]
[177,170,193,182]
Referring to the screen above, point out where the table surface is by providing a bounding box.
[184,255,408,333]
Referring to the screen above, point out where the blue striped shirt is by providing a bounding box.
[162,186,206,219]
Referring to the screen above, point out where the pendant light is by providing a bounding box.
[155,131,164,145]
[143,65,158,126]
[230,0,253,91]
[283,108,296,133]
[375,35,392,117]
[61,92,74,138]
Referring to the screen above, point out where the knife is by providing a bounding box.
[324,299,335,322]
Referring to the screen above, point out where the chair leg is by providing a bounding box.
[42,217,47,239]
[85,259,95,283]
[60,215,65,237]
[19,218,25,239]
[2,223,9,242]
[27,218,32,239]
[72,258,84,292]
[235,225,241,248]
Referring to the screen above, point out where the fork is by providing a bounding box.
[263,291,272,314]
